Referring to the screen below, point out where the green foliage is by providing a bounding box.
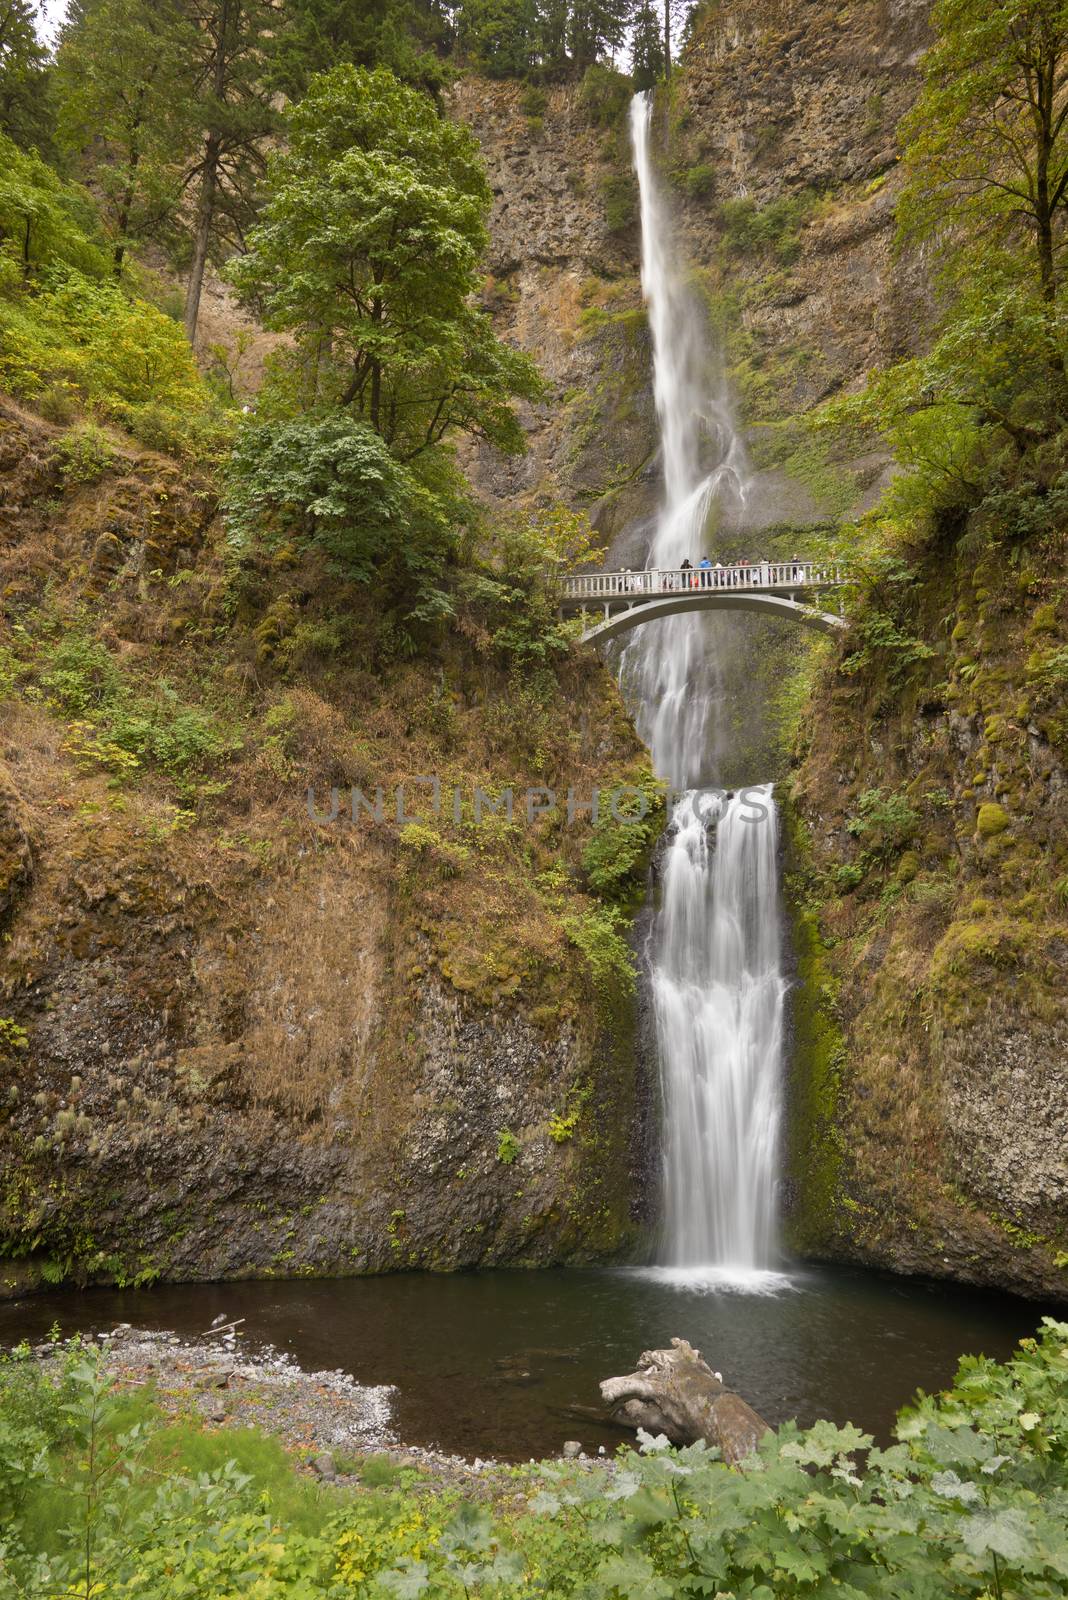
[898,0,1068,303]
[560,902,636,997]
[226,412,455,608]
[496,1127,520,1164]
[578,62,632,126]
[580,773,663,902]
[846,786,922,861]
[457,501,596,665]
[0,0,51,151]
[818,281,1068,514]
[11,622,233,789]
[679,162,716,201]
[521,1318,1068,1600]
[53,0,194,272]
[268,0,452,99]
[229,65,542,458]
[548,1108,578,1142]
[521,83,548,120]
[0,136,107,283]
[0,1016,28,1055]
[600,171,637,232]
[0,137,228,457]
[48,421,118,485]
[836,556,937,687]
[630,0,665,90]
[6,1324,1068,1599]
[567,0,632,73]
[457,0,540,78]
[816,1,1068,535]
[719,190,815,264]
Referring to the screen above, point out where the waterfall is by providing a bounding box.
[624,92,787,1287]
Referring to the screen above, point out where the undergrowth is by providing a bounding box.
[2,1322,1067,1597]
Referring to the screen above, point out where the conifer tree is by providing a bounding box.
[567,0,632,74]
[631,0,664,88]
[181,0,278,344]
[268,0,449,100]
[0,0,50,149]
[54,0,193,272]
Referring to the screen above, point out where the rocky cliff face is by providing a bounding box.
[457,2,1067,1300]
[784,533,1068,1300]
[4,0,1064,1304]
[0,400,653,1297]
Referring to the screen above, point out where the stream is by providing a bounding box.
[0,1267,1049,1461]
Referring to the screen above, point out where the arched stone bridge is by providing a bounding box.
[560,562,848,644]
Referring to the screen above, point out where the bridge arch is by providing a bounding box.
[575,591,847,646]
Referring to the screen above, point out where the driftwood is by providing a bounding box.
[600,1337,769,1466]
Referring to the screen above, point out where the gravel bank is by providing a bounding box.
[25,1322,608,1491]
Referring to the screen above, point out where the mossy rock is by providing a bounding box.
[1028,603,1059,637]
[895,851,920,885]
[976,802,1010,838]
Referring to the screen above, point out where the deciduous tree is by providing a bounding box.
[229,65,541,460]
[900,0,1068,303]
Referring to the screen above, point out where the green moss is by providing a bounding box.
[895,851,920,884]
[780,798,847,1251]
[976,802,1010,837]
[1028,603,1058,636]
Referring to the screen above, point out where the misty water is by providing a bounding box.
[621,93,786,1281]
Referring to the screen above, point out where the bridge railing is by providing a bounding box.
[560,562,845,602]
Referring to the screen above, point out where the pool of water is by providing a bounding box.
[0,1265,1053,1460]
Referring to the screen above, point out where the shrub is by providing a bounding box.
[560,903,636,997]
[578,64,632,128]
[719,190,816,263]
[521,1318,1068,1600]
[28,625,233,786]
[680,162,716,201]
[846,787,921,860]
[581,775,664,901]
[0,270,228,458]
[0,1017,29,1055]
[600,172,637,232]
[48,420,117,484]
[521,85,547,122]
[0,134,226,460]
[226,412,456,612]
[4,1323,1068,1598]
[496,1128,520,1164]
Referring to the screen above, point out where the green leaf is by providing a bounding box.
[960,1508,1035,1563]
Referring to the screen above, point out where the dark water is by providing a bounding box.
[0,1265,1053,1460]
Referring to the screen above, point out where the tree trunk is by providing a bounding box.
[663,0,671,80]
[600,1338,769,1466]
[184,0,233,345]
[184,134,220,345]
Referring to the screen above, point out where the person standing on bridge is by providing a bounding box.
[698,556,712,588]
[680,558,693,589]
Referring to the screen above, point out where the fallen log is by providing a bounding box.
[600,1337,769,1466]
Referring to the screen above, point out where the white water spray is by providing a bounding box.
[625,93,787,1285]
